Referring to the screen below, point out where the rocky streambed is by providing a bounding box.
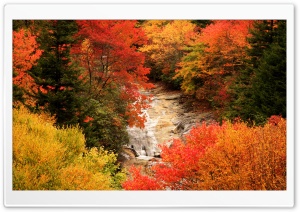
[118,82,216,170]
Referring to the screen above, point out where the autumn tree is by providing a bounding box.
[73,20,153,150]
[123,122,222,190]
[175,20,253,111]
[13,27,43,105]
[140,20,198,88]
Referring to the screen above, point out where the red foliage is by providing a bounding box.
[75,20,152,86]
[123,117,286,190]
[268,115,283,126]
[73,21,154,128]
[122,166,162,190]
[83,116,94,123]
[154,123,221,189]
[123,122,222,190]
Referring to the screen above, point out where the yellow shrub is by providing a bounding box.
[13,107,66,190]
[59,165,112,190]
[13,107,125,190]
[55,126,86,163]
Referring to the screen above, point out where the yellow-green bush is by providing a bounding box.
[13,107,125,190]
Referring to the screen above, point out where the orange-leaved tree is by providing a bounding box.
[123,116,286,190]
[175,20,253,108]
[13,28,43,105]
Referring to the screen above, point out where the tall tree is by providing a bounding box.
[251,20,286,120]
[73,20,153,150]
[227,20,286,124]
[29,20,84,126]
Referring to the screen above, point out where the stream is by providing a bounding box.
[120,83,215,164]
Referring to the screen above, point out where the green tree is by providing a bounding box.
[226,20,286,124]
[80,95,129,152]
[251,21,286,120]
[29,20,84,126]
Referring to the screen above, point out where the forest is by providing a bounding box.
[12,20,286,190]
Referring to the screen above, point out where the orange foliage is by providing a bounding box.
[198,117,286,190]
[13,29,42,75]
[200,20,252,54]
[123,116,286,190]
[13,28,43,104]
[141,20,198,75]
[198,20,253,77]
[175,20,253,106]
[121,85,151,128]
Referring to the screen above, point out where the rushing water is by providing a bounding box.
[126,93,161,157]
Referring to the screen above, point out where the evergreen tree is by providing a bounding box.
[226,20,286,124]
[251,21,286,120]
[29,20,84,126]
[247,20,277,69]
